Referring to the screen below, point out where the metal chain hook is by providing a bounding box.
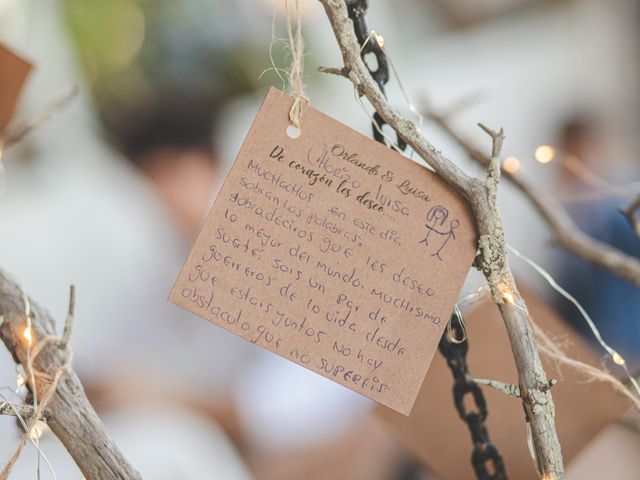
[347,0,407,151]
[439,311,508,479]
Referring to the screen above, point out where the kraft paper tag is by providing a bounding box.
[170,87,477,414]
[0,43,33,133]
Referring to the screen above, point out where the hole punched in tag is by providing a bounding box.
[286,124,301,139]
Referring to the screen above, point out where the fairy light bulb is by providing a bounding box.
[498,283,516,305]
[372,30,384,48]
[612,351,625,366]
[503,156,521,173]
[535,145,555,164]
[503,291,515,304]
[23,327,32,345]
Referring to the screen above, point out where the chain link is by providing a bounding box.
[347,0,407,151]
[439,312,508,480]
[346,3,507,477]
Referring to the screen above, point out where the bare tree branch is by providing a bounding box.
[0,269,141,480]
[61,284,75,347]
[621,195,640,238]
[0,87,78,150]
[318,1,564,477]
[473,378,521,397]
[317,65,349,78]
[427,107,640,287]
[0,402,36,419]
[473,377,557,398]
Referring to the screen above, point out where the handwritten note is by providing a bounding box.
[170,88,477,414]
[0,43,33,132]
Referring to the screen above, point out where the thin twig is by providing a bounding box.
[0,401,36,419]
[318,65,349,78]
[621,195,640,238]
[473,378,521,397]
[479,123,504,197]
[474,377,556,398]
[0,87,78,149]
[61,285,75,347]
[424,103,640,287]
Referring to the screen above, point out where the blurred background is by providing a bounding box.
[0,0,638,478]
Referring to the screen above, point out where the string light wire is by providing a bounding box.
[447,285,491,344]
[353,31,429,162]
[0,393,56,480]
[351,87,405,154]
[380,39,424,136]
[508,244,640,399]
[360,29,425,133]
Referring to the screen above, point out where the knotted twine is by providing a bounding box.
[284,0,308,131]
[0,334,73,479]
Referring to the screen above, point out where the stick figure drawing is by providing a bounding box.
[419,205,459,261]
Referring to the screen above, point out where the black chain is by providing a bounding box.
[347,0,407,151]
[347,3,506,477]
[439,312,508,480]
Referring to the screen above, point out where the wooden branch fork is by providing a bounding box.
[319,0,565,477]
[0,270,141,480]
[427,108,640,287]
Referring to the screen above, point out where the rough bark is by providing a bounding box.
[0,269,142,480]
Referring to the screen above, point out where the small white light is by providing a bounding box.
[372,30,384,48]
[612,351,626,366]
[535,145,555,164]
[503,291,515,304]
[23,327,32,344]
[503,156,521,173]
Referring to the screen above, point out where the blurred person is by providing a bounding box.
[107,95,221,239]
[552,116,640,373]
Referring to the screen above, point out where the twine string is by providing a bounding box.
[284,0,308,130]
[0,333,72,479]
